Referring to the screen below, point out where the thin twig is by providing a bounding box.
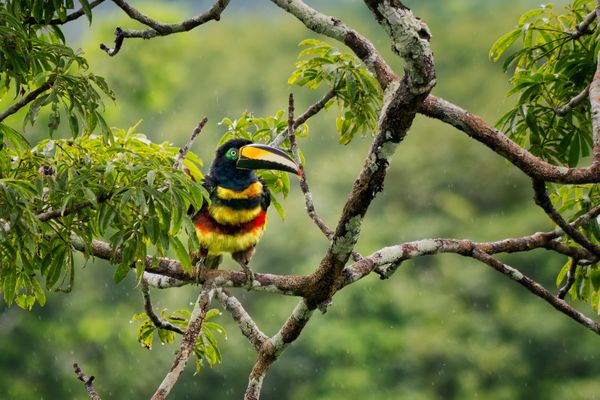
[270,88,336,147]
[558,258,579,299]
[73,363,102,400]
[285,94,362,262]
[141,280,185,335]
[0,78,55,123]
[100,0,231,56]
[173,116,208,170]
[472,250,600,335]
[151,287,214,400]
[532,179,600,257]
[554,85,589,115]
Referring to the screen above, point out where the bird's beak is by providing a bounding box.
[237,144,299,175]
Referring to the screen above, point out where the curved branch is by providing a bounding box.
[532,179,600,257]
[269,0,398,90]
[419,95,600,184]
[0,77,55,123]
[141,280,185,335]
[100,0,230,56]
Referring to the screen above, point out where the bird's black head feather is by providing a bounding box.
[209,139,255,190]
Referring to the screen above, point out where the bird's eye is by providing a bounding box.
[226,148,238,160]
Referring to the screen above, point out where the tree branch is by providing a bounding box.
[532,179,600,257]
[571,9,597,39]
[215,289,267,351]
[269,0,398,90]
[270,88,336,147]
[100,0,231,56]
[141,279,185,335]
[285,93,362,261]
[471,250,600,335]
[270,0,435,310]
[73,363,102,400]
[151,288,214,400]
[0,77,55,123]
[245,299,313,400]
[558,257,579,299]
[172,116,208,171]
[554,85,589,116]
[418,95,600,184]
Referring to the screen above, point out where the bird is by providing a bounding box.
[191,138,298,284]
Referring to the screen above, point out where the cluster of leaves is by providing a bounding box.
[0,0,113,136]
[553,183,600,313]
[492,1,600,313]
[490,0,598,166]
[0,125,207,309]
[289,39,382,144]
[133,308,226,374]
[219,111,303,219]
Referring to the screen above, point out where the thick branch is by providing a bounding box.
[285,94,362,262]
[100,0,230,55]
[73,363,102,400]
[419,95,600,184]
[70,237,312,295]
[245,299,313,400]
[269,0,398,90]
[0,78,55,123]
[151,288,214,400]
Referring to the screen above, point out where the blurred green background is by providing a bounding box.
[2,1,600,399]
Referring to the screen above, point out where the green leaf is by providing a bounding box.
[489,28,521,62]
[3,267,17,306]
[79,0,93,23]
[113,262,130,283]
[170,236,192,273]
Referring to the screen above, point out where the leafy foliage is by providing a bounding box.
[0,125,207,308]
[492,0,600,313]
[491,0,597,167]
[552,184,600,312]
[289,39,382,144]
[0,0,113,137]
[133,308,226,374]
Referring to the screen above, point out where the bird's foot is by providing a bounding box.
[240,264,255,290]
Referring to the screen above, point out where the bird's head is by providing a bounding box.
[209,139,298,189]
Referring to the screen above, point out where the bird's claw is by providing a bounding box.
[240,264,255,290]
